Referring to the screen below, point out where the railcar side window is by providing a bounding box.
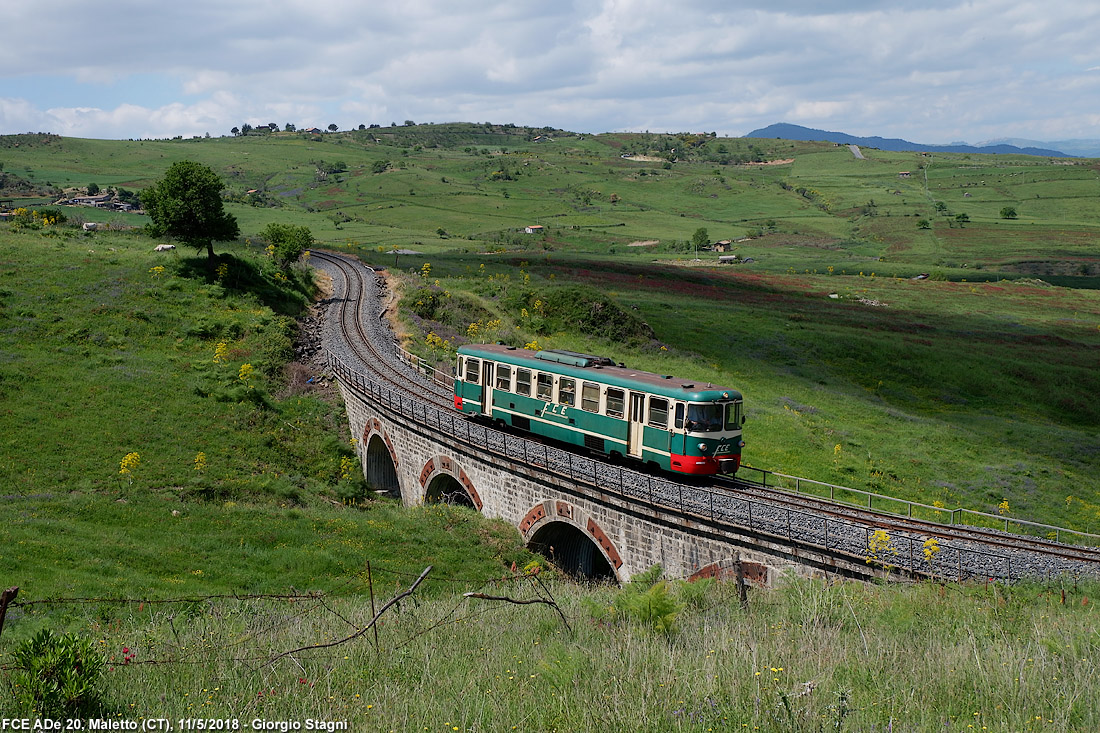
[465,358,480,384]
[726,401,743,430]
[559,378,576,406]
[515,369,532,396]
[536,373,554,400]
[648,397,669,428]
[606,388,625,418]
[581,382,600,412]
[496,364,511,391]
[674,403,685,429]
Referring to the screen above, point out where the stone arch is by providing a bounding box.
[362,419,399,498]
[419,456,482,510]
[521,501,621,582]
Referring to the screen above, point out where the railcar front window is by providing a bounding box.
[516,369,531,396]
[581,382,600,412]
[648,397,669,428]
[559,378,576,406]
[725,401,743,430]
[687,403,723,432]
[537,373,554,400]
[606,388,625,418]
[465,358,480,384]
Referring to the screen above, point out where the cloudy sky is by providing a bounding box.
[3,0,1100,143]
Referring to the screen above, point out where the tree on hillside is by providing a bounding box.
[231,126,240,136]
[1000,206,1018,219]
[691,227,710,251]
[141,161,240,262]
[284,123,296,132]
[87,182,100,195]
[328,123,338,133]
[260,223,314,272]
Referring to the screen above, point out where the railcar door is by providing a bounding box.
[627,392,646,458]
[482,362,495,418]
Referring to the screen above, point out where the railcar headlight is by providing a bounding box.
[698,442,708,452]
[739,440,746,448]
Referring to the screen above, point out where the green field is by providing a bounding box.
[2,126,1099,726]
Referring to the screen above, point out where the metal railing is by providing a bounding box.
[327,351,1046,583]
[388,341,1098,550]
[393,341,453,392]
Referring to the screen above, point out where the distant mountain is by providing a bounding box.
[975,137,1100,158]
[745,123,1072,158]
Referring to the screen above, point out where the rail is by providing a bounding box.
[738,467,1100,548]
[328,351,1039,583]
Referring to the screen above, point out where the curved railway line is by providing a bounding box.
[313,249,452,405]
[311,249,1100,582]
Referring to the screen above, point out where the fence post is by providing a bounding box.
[0,586,18,639]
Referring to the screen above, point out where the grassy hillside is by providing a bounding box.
[2,129,1099,728]
[4,127,1097,283]
[0,226,532,603]
[3,125,1098,532]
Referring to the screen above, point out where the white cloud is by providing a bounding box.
[4,0,1100,141]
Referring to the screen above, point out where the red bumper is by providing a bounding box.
[670,453,740,475]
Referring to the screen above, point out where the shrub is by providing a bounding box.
[506,285,656,345]
[8,629,105,716]
[588,565,684,634]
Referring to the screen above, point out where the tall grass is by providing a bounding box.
[6,572,1096,731]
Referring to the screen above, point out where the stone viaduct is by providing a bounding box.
[333,356,879,585]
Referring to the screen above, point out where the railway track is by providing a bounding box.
[716,476,1100,570]
[311,249,452,405]
[311,249,1100,580]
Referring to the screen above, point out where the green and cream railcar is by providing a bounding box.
[454,344,745,476]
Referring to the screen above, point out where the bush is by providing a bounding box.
[506,285,656,345]
[8,629,105,716]
[607,565,683,634]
